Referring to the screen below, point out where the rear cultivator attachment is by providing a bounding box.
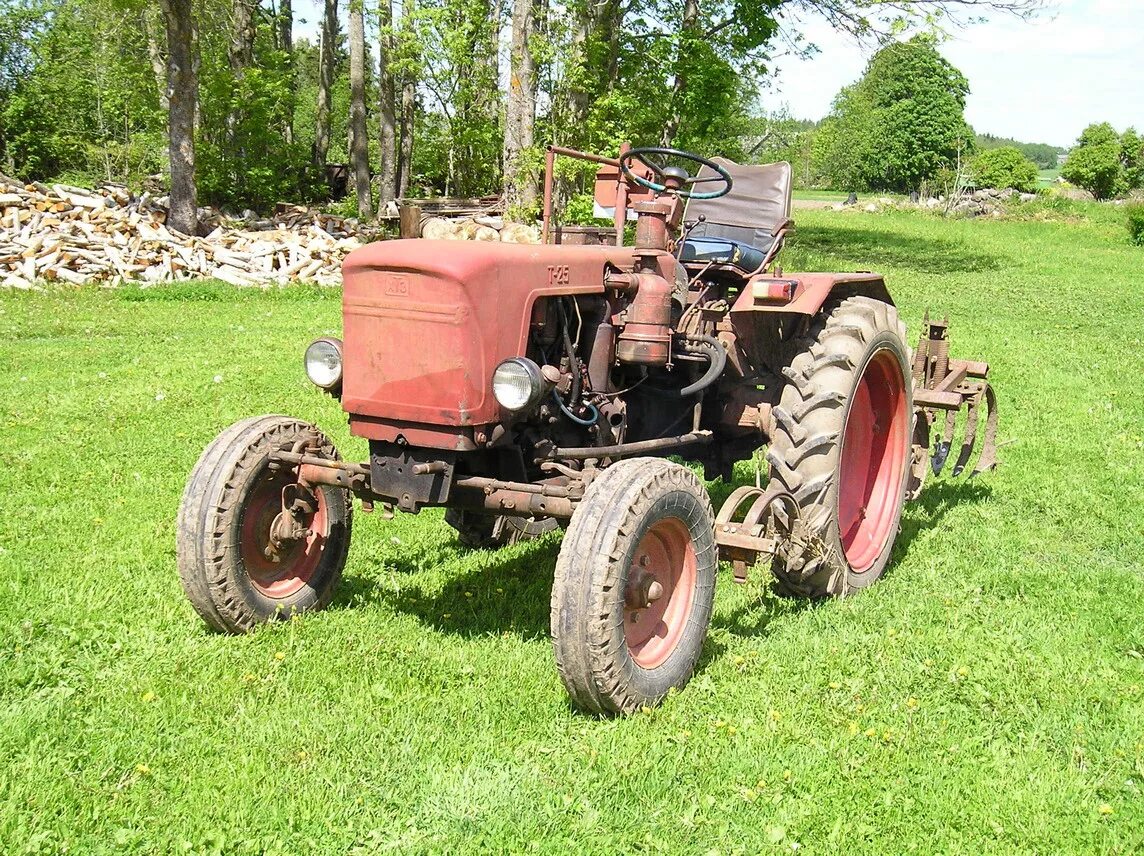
[910,315,998,488]
[712,312,999,585]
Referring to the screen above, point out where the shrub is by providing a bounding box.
[971,146,1039,192]
[1127,203,1144,246]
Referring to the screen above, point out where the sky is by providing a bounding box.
[765,0,1144,148]
[294,0,1143,149]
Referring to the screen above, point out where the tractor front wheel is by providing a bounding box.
[767,296,912,597]
[551,458,717,714]
[176,415,352,633]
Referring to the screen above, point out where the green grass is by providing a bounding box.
[1038,168,1062,188]
[3,206,1144,854]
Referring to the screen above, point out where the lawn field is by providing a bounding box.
[2,206,1143,854]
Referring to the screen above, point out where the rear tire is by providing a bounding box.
[176,416,352,633]
[551,458,717,714]
[766,296,912,597]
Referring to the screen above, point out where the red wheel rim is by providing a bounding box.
[623,518,698,669]
[837,348,909,573]
[239,472,328,598]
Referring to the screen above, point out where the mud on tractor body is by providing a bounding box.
[177,146,997,714]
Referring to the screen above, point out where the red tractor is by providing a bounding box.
[177,145,997,714]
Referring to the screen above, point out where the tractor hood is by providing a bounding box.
[340,239,647,444]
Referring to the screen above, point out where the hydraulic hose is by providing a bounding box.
[678,335,726,397]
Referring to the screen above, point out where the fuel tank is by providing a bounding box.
[340,239,657,444]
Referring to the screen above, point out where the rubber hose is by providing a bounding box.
[558,299,582,405]
[677,335,726,397]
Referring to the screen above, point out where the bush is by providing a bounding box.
[1127,203,1144,246]
[971,146,1039,192]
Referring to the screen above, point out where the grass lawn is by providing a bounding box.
[2,206,1143,854]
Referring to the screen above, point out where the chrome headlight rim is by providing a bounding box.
[492,356,544,412]
[304,337,344,391]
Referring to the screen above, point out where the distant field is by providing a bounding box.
[1039,168,1062,187]
[2,205,1143,853]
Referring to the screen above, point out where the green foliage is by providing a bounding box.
[1127,203,1144,246]
[971,146,1038,192]
[743,109,823,188]
[1061,123,1127,200]
[813,37,974,193]
[976,133,1064,170]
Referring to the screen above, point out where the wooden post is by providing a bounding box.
[399,204,422,238]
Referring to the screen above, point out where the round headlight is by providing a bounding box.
[305,337,343,390]
[492,357,544,411]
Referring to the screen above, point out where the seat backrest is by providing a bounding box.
[685,159,793,249]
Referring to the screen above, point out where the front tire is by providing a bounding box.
[551,458,717,714]
[176,415,352,633]
[766,296,912,597]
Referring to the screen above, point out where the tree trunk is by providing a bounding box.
[348,0,372,218]
[567,0,620,136]
[229,0,256,74]
[228,0,257,145]
[397,0,417,197]
[159,0,198,236]
[279,0,294,143]
[660,0,698,147]
[278,0,293,55]
[313,0,338,167]
[143,9,170,112]
[377,0,398,206]
[503,0,536,213]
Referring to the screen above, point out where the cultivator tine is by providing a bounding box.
[931,409,958,476]
[970,383,999,477]
[951,390,982,477]
[713,485,803,583]
[912,313,999,490]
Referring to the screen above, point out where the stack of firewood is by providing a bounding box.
[419,215,540,243]
[0,178,367,289]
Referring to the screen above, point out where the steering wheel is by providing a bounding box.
[619,146,732,200]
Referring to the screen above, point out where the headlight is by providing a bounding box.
[305,337,343,390]
[492,357,544,411]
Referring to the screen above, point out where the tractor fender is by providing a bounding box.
[729,272,893,317]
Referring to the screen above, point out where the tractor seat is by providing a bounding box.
[678,236,768,272]
[679,158,793,275]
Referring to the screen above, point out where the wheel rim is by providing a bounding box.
[837,348,909,573]
[239,471,328,598]
[623,518,698,669]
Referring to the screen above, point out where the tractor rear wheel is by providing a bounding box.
[766,296,912,597]
[176,415,352,633]
[551,458,717,714]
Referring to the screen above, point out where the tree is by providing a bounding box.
[813,36,973,192]
[1062,122,1125,200]
[347,0,371,217]
[313,0,338,167]
[503,0,536,213]
[158,0,198,235]
[377,0,398,206]
[971,146,1037,192]
[1120,128,1143,191]
[397,0,418,196]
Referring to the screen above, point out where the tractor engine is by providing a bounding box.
[331,226,750,516]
